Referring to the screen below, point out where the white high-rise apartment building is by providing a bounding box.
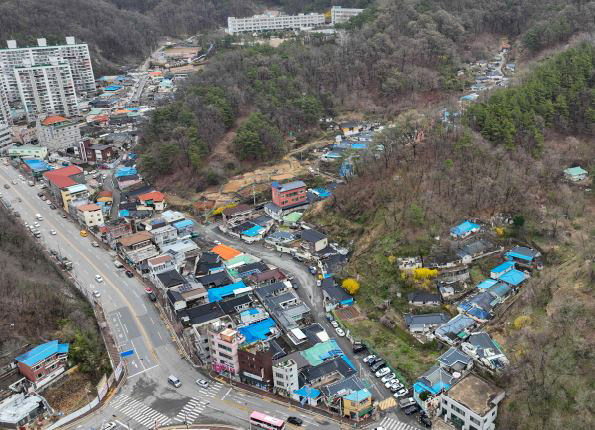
[14,58,80,119]
[331,6,364,24]
[0,84,10,125]
[0,37,95,103]
[227,12,325,34]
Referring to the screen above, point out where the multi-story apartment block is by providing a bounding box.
[208,322,245,375]
[0,121,11,147]
[15,59,79,120]
[271,180,307,209]
[15,340,69,386]
[37,115,81,150]
[0,37,95,103]
[330,6,364,24]
[272,359,300,399]
[0,85,10,125]
[227,12,325,34]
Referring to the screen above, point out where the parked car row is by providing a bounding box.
[363,354,411,399]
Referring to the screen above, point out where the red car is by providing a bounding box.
[145,287,157,302]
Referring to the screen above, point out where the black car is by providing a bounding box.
[371,360,385,371]
[367,357,380,366]
[50,204,56,210]
[419,414,432,428]
[287,416,303,426]
[353,342,367,353]
[403,405,420,415]
[125,270,134,278]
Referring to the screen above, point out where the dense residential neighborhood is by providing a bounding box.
[0,1,593,430]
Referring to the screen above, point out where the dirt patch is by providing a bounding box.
[43,368,96,414]
[334,306,363,321]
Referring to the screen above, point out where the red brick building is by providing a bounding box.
[271,180,307,209]
[15,340,69,385]
[238,342,273,390]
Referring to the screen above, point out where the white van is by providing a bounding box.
[113,260,124,269]
[168,375,181,388]
[35,214,43,221]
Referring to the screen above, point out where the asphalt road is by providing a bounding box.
[0,164,344,430]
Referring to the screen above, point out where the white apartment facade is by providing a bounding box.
[227,12,325,34]
[330,6,364,24]
[0,37,95,103]
[15,59,79,119]
[0,85,10,125]
[0,122,10,148]
[272,359,300,400]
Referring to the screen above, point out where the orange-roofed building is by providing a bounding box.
[43,165,85,207]
[137,191,166,211]
[212,244,242,260]
[41,115,67,126]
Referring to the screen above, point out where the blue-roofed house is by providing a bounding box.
[497,268,527,287]
[504,245,543,270]
[435,314,476,345]
[476,279,498,290]
[563,166,588,182]
[458,291,500,322]
[489,261,515,279]
[342,388,373,419]
[450,220,480,239]
[16,340,69,385]
[207,281,252,302]
[172,218,195,237]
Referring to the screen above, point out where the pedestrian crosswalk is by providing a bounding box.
[172,397,208,424]
[375,415,420,430]
[111,394,171,428]
[196,380,224,398]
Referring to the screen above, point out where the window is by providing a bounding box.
[470,416,480,425]
[218,343,232,352]
[275,372,284,379]
[219,352,232,360]
[452,405,465,416]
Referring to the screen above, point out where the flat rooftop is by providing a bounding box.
[447,375,505,416]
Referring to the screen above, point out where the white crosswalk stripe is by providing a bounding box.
[172,397,208,424]
[112,394,171,428]
[376,415,420,430]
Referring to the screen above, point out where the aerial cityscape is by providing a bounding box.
[0,1,592,430]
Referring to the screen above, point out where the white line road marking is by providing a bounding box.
[158,331,163,341]
[221,387,232,400]
[149,317,154,324]
[127,363,159,379]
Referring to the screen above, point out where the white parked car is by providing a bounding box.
[33,222,40,228]
[196,379,209,388]
[394,388,409,398]
[363,354,376,363]
[95,275,104,283]
[91,241,99,247]
[330,320,339,328]
[375,367,390,378]
[381,373,396,383]
[50,230,57,235]
[335,327,345,337]
[92,291,101,298]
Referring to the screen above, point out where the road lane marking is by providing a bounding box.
[126,364,159,379]
[0,167,160,363]
[221,387,232,400]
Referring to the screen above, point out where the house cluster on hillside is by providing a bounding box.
[395,218,544,425]
[0,341,69,428]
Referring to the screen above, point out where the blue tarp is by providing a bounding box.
[115,167,137,178]
[351,143,367,150]
[294,387,321,399]
[313,188,332,198]
[242,225,264,237]
[414,380,450,396]
[450,220,480,237]
[208,281,246,302]
[23,158,51,172]
[119,209,129,217]
[173,219,194,230]
[238,318,276,344]
[104,85,122,91]
[498,269,526,286]
[467,307,491,321]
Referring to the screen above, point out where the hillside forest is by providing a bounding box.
[0,206,110,381]
[137,0,594,190]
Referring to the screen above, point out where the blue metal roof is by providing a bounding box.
[16,340,69,367]
[450,220,480,236]
[207,281,246,302]
[238,317,276,344]
[497,269,526,286]
[242,225,264,237]
[477,279,498,289]
[173,219,194,230]
[294,386,321,399]
[491,261,515,274]
[344,388,371,401]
